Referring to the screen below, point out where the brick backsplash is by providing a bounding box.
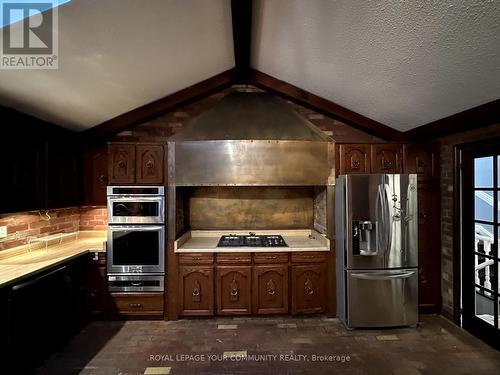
[436,121,500,319]
[0,206,107,251]
[79,207,108,231]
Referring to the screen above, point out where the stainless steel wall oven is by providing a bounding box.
[107,186,166,291]
[107,186,165,224]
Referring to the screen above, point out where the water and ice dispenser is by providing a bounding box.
[352,220,378,256]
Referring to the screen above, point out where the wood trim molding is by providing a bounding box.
[248,69,404,141]
[83,69,236,139]
[404,99,500,141]
[231,0,252,83]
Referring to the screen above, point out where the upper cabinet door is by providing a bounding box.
[108,144,135,184]
[83,144,108,205]
[371,144,403,173]
[136,144,163,184]
[403,143,438,181]
[339,144,371,174]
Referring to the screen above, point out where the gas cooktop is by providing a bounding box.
[217,234,288,248]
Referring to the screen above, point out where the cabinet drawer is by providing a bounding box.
[291,252,328,263]
[179,253,214,264]
[253,252,288,264]
[111,293,164,315]
[216,253,251,264]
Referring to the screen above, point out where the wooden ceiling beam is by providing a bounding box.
[403,99,500,140]
[231,0,253,83]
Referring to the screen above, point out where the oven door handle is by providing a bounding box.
[109,225,164,231]
[108,196,164,202]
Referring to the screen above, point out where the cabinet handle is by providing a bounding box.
[146,160,154,169]
[192,279,201,302]
[304,278,314,300]
[266,279,277,297]
[383,160,393,169]
[118,161,126,168]
[129,303,142,308]
[230,277,239,301]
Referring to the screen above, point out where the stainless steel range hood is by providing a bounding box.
[170,92,331,142]
[167,92,335,186]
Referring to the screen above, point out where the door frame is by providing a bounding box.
[455,137,500,350]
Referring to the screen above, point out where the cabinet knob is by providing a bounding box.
[118,161,126,168]
[146,160,154,169]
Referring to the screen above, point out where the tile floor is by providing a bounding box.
[32,315,500,375]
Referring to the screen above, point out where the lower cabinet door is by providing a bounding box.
[216,266,252,315]
[252,265,288,314]
[291,264,327,314]
[179,265,214,316]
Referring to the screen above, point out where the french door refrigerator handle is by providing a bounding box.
[351,271,416,280]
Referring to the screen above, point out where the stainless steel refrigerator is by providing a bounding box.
[336,174,418,328]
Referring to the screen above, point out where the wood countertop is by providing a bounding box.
[174,229,330,253]
[0,231,106,288]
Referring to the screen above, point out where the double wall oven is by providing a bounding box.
[107,186,165,292]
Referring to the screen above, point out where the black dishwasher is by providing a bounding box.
[6,255,89,370]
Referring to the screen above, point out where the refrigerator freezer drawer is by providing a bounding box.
[346,269,418,328]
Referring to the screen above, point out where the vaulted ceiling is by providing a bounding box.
[0,0,499,136]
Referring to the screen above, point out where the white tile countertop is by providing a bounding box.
[174,229,330,253]
[0,231,106,288]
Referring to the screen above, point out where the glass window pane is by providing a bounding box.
[498,192,500,223]
[475,286,494,326]
[475,191,494,222]
[475,224,494,256]
[498,299,500,329]
[474,156,493,188]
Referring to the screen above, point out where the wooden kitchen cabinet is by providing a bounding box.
[108,143,164,185]
[85,252,109,318]
[216,266,252,315]
[291,264,327,314]
[0,139,44,213]
[338,144,371,175]
[83,144,108,206]
[252,265,288,314]
[370,143,403,173]
[109,293,164,318]
[136,144,164,184]
[46,138,81,209]
[404,143,439,181]
[178,265,214,316]
[108,143,135,184]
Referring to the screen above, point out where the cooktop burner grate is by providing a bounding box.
[217,234,288,248]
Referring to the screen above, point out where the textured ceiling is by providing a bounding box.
[251,0,500,131]
[0,0,234,131]
[0,0,499,132]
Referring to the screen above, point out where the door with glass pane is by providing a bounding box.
[462,148,499,349]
